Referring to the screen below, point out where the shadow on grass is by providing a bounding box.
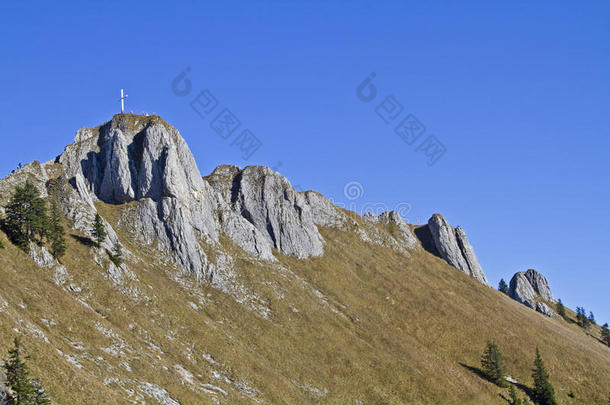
[70,234,95,247]
[459,362,534,403]
[459,362,488,381]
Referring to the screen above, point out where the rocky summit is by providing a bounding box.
[0,114,608,404]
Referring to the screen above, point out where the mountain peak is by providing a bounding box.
[60,113,203,204]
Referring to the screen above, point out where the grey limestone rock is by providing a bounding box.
[427,214,490,285]
[509,269,555,314]
[378,211,418,250]
[455,226,489,286]
[28,245,56,269]
[233,166,324,259]
[209,165,325,259]
[57,115,280,281]
[535,302,557,317]
[58,115,214,278]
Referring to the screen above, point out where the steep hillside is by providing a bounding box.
[0,114,608,404]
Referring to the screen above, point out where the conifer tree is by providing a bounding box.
[555,299,566,320]
[576,307,590,329]
[509,384,522,405]
[531,348,557,405]
[48,201,66,260]
[601,323,610,347]
[588,311,596,325]
[109,240,123,267]
[91,213,106,248]
[498,279,509,295]
[4,181,49,250]
[31,379,51,405]
[481,341,507,387]
[2,338,50,404]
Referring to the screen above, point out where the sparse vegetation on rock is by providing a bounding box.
[91,213,106,248]
[109,240,122,267]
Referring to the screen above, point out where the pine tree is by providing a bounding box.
[31,379,51,405]
[481,341,507,387]
[555,299,566,320]
[4,181,49,250]
[498,279,509,295]
[531,348,557,405]
[48,201,66,260]
[2,338,50,405]
[509,384,522,405]
[588,311,596,325]
[576,307,590,329]
[601,323,610,347]
[3,338,35,404]
[91,213,106,248]
[109,240,123,267]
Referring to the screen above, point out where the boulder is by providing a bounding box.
[509,269,555,312]
[536,302,557,317]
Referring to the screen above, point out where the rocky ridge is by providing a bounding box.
[0,114,490,291]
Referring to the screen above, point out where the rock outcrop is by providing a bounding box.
[509,269,555,316]
[52,115,349,279]
[1,114,477,287]
[426,214,490,285]
[362,211,418,252]
[208,165,325,259]
[535,302,557,318]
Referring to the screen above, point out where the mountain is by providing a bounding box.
[0,114,608,404]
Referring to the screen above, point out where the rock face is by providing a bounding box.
[426,214,490,285]
[1,114,473,287]
[207,165,325,259]
[509,269,555,316]
[58,115,218,278]
[535,302,557,318]
[60,116,204,203]
[53,115,350,279]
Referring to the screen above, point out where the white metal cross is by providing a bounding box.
[119,89,128,113]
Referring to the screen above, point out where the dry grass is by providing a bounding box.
[0,203,608,404]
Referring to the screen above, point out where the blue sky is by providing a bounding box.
[1,1,608,323]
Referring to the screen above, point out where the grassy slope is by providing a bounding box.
[0,203,608,405]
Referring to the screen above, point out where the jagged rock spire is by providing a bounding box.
[426,213,490,286]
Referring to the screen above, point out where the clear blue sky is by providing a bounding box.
[1,1,608,323]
